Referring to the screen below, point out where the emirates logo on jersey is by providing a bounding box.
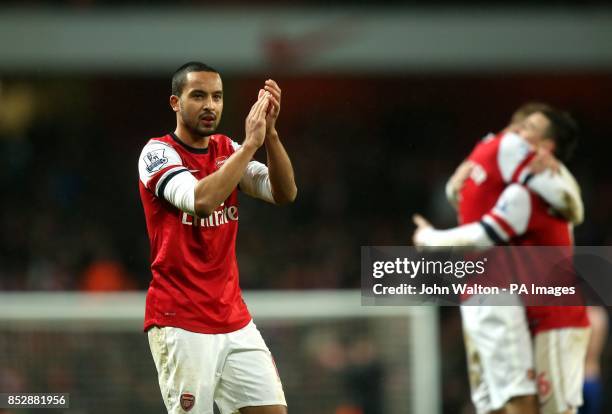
[181,203,239,228]
[180,393,195,411]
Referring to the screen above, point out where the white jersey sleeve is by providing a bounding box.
[480,184,531,243]
[415,184,531,249]
[498,132,583,224]
[524,164,583,225]
[231,140,275,203]
[138,140,197,215]
[498,132,533,183]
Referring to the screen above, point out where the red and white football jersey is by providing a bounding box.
[478,184,589,334]
[459,131,535,225]
[138,133,270,334]
[457,132,587,334]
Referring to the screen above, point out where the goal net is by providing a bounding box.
[0,291,439,414]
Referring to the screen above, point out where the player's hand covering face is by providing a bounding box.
[177,71,224,137]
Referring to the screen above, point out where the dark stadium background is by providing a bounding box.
[1,1,612,414]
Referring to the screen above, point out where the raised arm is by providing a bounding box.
[139,93,271,218]
[498,132,583,224]
[193,92,271,216]
[523,163,583,225]
[261,79,297,205]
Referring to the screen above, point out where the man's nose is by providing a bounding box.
[202,96,214,110]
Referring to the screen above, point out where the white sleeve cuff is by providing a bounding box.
[239,160,275,203]
[498,132,532,183]
[157,168,197,215]
[415,223,495,249]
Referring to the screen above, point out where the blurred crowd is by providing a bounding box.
[0,75,468,291]
[2,73,612,413]
[2,74,612,292]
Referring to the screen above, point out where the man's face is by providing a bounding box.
[516,112,552,147]
[174,71,223,137]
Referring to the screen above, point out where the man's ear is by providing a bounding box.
[170,95,180,112]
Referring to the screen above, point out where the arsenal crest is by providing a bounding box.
[180,393,195,412]
[215,156,228,169]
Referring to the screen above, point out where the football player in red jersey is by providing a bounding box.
[413,106,588,414]
[138,62,296,414]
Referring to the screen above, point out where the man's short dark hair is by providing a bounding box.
[541,107,579,163]
[171,61,218,96]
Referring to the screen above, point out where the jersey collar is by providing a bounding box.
[170,132,209,154]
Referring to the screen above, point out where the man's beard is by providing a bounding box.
[185,114,217,137]
[194,122,216,137]
[179,101,218,137]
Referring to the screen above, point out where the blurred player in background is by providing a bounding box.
[413,105,588,414]
[448,104,607,414]
[138,62,296,414]
[445,102,583,226]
